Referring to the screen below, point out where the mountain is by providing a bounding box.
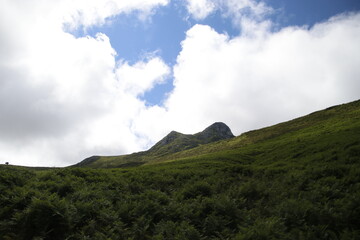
[148,122,234,155]
[74,122,235,168]
[2,99,359,239]
[74,100,360,169]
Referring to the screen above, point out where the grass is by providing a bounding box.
[0,99,359,239]
[80,99,360,168]
[75,123,235,168]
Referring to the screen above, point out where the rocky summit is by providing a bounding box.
[149,122,235,155]
[3,100,360,239]
[75,122,235,168]
[195,122,235,143]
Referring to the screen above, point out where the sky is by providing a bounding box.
[0,0,359,167]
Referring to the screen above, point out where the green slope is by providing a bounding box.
[1,100,359,239]
[75,100,360,168]
[74,122,235,168]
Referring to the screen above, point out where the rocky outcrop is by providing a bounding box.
[148,122,235,156]
[195,122,235,143]
[76,122,235,167]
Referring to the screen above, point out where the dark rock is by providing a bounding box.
[76,122,235,167]
[149,122,235,155]
[195,122,235,143]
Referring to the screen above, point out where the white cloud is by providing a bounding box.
[127,13,360,145]
[0,0,359,168]
[163,13,360,136]
[61,0,170,30]
[116,57,170,97]
[185,0,273,22]
[224,0,272,19]
[0,0,170,166]
[185,0,216,20]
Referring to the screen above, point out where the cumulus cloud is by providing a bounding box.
[124,12,360,147]
[185,0,216,20]
[0,0,170,166]
[163,13,360,135]
[0,0,359,167]
[116,57,170,97]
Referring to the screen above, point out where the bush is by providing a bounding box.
[17,194,71,240]
[181,181,213,199]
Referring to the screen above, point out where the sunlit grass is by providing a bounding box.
[1,100,359,239]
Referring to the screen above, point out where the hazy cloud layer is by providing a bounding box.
[185,0,272,22]
[0,0,359,166]
[185,0,216,20]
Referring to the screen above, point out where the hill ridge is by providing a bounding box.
[75,122,235,167]
[73,100,360,168]
[149,122,234,153]
[3,99,360,239]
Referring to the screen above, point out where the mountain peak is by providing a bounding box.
[196,122,234,143]
[149,122,234,155]
[76,122,236,167]
[203,122,234,137]
[154,130,184,147]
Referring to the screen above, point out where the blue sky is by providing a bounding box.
[83,0,360,106]
[1,0,359,166]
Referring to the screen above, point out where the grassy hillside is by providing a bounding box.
[0,100,359,239]
[76,100,360,168]
[75,122,235,168]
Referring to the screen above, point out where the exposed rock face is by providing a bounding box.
[76,122,235,167]
[195,122,235,143]
[148,122,235,155]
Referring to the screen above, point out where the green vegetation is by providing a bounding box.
[1,100,360,239]
[75,122,235,168]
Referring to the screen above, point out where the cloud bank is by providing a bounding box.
[0,0,169,166]
[0,0,359,166]
[165,13,360,135]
